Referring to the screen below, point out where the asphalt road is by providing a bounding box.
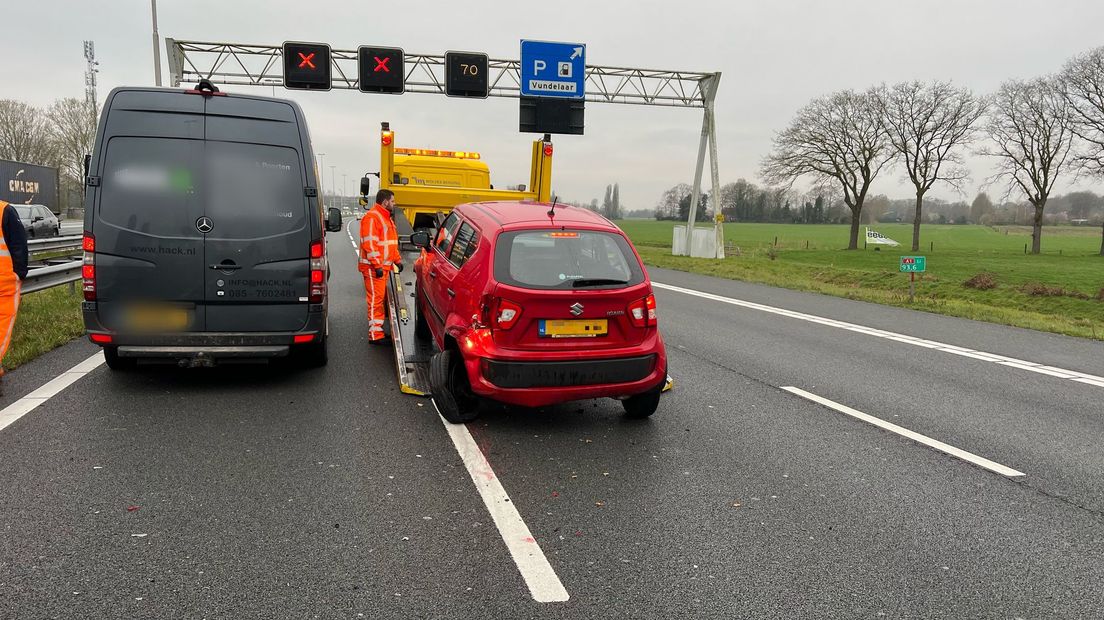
[1,227,1102,619]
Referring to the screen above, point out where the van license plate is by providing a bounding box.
[126,306,191,332]
[539,319,607,338]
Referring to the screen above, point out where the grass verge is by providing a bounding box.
[5,284,85,371]
[623,222,1104,341]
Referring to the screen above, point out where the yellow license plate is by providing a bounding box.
[126,306,190,332]
[539,319,608,338]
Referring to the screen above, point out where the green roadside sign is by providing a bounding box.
[900,256,926,273]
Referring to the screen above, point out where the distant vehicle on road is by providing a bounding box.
[14,204,60,237]
[82,80,343,370]
[412,201,668,422]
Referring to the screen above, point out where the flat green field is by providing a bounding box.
[618,221,1104,340]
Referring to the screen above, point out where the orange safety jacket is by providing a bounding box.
[358,204,400,274]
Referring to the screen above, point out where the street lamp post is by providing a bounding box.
[151,0,162,86]
[330,165,337,207]
[316,153,325,197]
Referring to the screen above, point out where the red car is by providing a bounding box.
[412,201,668,423]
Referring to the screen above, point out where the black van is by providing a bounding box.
[82,81,343,369]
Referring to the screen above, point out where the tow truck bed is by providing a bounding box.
[386,209,434,395]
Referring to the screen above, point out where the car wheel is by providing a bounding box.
[430,348,480,423]
[414,293,431,339]
[103,346,137,370]
[622,368,666,419]
[295,336,328,368]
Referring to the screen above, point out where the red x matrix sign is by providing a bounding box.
[282,41,331,91]
[358,46,405,94]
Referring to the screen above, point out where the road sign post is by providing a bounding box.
[900,256,927,302]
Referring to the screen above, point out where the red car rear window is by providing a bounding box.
[493,229,645,290]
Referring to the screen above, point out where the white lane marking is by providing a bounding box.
[434,401,570,603]
[346,217,358,250]
[781,386,1026,477]
[0,352,105,434]
[653,281,1104,389]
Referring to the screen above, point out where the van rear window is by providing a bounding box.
[206,142,306,239]
[99,137,203,237]
[493,229,645,290]
[98,138,306,240]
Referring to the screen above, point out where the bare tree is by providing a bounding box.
[878,81,984,251]
[1059,46,1104,255]
[981,78,1074,255]
[46,98,98,192]
[0,100,56,165]
[762,89,893,249]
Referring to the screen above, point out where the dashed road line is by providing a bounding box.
[434,401,570,603]
[781,386,1026,477]
[653,281,1104,389]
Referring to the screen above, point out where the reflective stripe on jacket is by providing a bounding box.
[358,204,399,272]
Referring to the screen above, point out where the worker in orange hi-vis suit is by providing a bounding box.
[358,189,402,344]
[0,200,29,394]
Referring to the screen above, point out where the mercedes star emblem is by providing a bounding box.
[569,302,584,316]
[196,216,214,234]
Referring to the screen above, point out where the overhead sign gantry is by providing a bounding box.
[166,38,725,258]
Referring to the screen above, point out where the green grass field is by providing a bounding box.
[619,221,1104,340]
[4,285,85,371]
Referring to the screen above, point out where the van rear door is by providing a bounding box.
[93,90,207,332]
[201,97,312,332]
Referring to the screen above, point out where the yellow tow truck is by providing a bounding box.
[358,123,671,397]
[359,123,555,395]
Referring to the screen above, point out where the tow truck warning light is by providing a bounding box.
[359,46,405,94]
[282,41,331,91]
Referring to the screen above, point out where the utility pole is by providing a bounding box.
[151,0,162,86]
[330,165,336,204]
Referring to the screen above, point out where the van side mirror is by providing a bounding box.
[409,231,431,248]
[360,177,372,196]
[325,207,342,232]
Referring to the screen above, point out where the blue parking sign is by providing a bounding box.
[520,40,586,99]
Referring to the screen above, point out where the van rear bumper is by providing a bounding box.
[116,345,289,359]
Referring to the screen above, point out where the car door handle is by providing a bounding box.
[209,263,243,270]
[429,269,438,278]
[447,288,456,298]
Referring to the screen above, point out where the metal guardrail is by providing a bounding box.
[28,235,82,256]
[23,260,81,294]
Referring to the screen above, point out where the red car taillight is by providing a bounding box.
[628,294,657,328]
[309,240,326,303]
[494,299,522,330]
[82,233,96,301]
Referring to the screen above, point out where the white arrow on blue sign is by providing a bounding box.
[520,40,586,99]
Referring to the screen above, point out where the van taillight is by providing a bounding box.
[82,233,96,301]
[628,294,657,328]
[494,299,522,330]
[309,240,326,303]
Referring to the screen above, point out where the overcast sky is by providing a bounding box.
[12,0,1104,211]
